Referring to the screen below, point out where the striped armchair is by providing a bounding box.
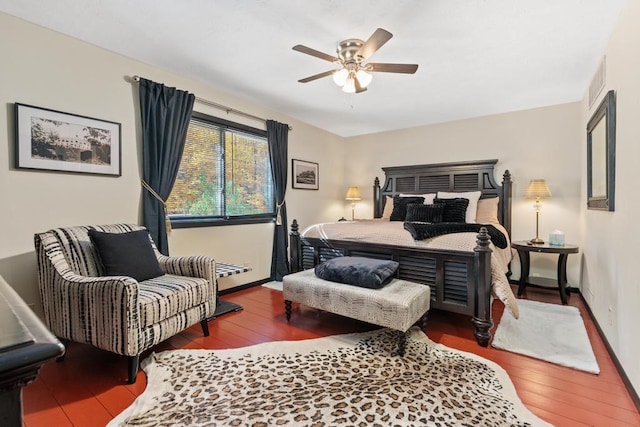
[34,224,216,383]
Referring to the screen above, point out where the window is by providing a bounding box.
[166,112,274,227]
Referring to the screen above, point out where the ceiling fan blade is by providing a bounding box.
[298,70,336,83]
[368,63,419,74]
[354,77,368,94]
[356,28,393,61]
[292,44,339,63]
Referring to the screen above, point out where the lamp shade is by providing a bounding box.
[342,77,356,93]
[345,186,361,201]
[332,69,348,86]
[355,69,373,88]
[525,180,552,199]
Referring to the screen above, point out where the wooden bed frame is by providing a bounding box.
[289,159,512,346]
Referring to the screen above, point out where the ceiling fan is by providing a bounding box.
[293,28,418,94]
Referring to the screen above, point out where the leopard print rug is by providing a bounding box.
[109,328,550,426]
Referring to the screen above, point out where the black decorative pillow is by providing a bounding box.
[88,229,164,282]
[315,256,399,289]
[405,203,444,223]
[433,198,470,223]
[389,196,425,221]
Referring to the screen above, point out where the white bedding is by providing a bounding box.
[302,219,519,318]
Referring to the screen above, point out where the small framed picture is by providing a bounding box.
[15,103,121,176]
[292,159,319,190]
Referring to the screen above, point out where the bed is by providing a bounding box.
[288,159,514,346]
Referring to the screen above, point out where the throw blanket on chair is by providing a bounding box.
[403,222,508,249]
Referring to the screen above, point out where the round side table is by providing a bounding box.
[511,241,579,304]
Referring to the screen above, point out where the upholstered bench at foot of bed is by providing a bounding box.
[283,269,431,356]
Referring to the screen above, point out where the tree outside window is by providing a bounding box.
[166,113,274,227]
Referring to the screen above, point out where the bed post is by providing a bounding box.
[501,170,512,238]
[373,177,382,218]
[472,227,493,347]
[289,219,301,273]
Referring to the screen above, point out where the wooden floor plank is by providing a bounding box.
[33,353,115,427]
[519,389,640,427]
[21,285,640,426]
[440,333,634,408]
[23,379,73,427]
[513,376,640,425]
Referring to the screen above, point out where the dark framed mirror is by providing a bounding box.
[587,90,616,211]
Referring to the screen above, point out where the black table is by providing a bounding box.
[211,262,251,318]
[511,241,579,305]
[0,276,65,427]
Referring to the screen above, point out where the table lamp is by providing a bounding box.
[525,179,552,244]
[345,186,361,220]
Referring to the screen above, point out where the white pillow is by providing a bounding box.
[437,191,482,223]
[399,193,436,204]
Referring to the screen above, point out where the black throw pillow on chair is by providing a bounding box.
[89,229,164,282]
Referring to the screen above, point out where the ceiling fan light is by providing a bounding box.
[332,69,348,86]
[356,69,373,88]
[342,77,356,93]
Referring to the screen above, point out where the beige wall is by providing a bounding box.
[344,103,583,284]
[580,0,640,395]
[0,13,344,312]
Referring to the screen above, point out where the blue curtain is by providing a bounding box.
[139,78,195,255]
[267,120,290,280]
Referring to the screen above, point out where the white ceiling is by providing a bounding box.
[0,0,627,137]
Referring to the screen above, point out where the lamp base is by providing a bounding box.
[530,237,545,244]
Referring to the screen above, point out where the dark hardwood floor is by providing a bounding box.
[23,285,640,426]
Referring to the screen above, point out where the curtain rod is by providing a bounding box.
[132,76,292,130]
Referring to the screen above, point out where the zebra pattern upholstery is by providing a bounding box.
[34,224,217,383]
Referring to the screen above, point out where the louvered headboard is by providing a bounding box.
[373,159,512,237]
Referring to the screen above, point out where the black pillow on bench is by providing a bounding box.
[314,256,399,289]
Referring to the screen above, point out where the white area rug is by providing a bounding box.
[110,328,550,426]
[492,299,600,374]
[261,280,282,291]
